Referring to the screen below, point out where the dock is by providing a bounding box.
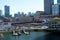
[0,26,60,33]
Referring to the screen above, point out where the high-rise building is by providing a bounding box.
[57,0,60,3]
[0,10,2,16]
[14,13,18,17]
[52,4,60,15]
[5,5,10,17]
[18,12,20,16]
[44,0,54,15]
[28,12,31,16]
[21,12,24,15]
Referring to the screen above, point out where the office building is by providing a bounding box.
[0,10,2,16]
[57,0,60,3]
[5,5,10,17]
[18,12,20,16]
[44,0,54,15]
[14,13,18,17]
[28,12,31,16]
[52,4,60,15]
[21,12,25,16]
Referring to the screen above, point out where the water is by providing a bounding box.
[0,32,60,40]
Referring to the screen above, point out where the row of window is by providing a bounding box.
[0,23,8,25]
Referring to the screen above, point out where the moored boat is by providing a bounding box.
[12,31,18,36]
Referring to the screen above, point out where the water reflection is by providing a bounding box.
[0,32,60,40]
[35,32,60,40]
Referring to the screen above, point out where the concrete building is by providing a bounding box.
[44,0,54,15]
[34,11,44,17]
[13,15,33,23]
[5,5,10,17]
[52,4,60,15]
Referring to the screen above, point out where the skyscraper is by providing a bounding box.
[14,13,18,17]
[0,10,2,16]
[52,4,60,15]
[57,0,60,3]
[44,0,54,15]
[28,12,31,16]
[5,5,10,17]
[18,12,20,16]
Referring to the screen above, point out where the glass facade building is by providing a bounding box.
[5,5,10,17]
[0,10,2,16]
[18,12,20,16]
[57,0,60,3]
[44,0,54,15]
[52,4,60,15]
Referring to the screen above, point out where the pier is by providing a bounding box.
[1,17,60,33]
[11,22,60,32]
[0,26,60,34]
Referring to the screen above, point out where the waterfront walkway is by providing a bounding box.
[0,27,60,34]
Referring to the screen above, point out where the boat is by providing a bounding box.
[24,31,29,35]
[13,32,18,36]
[23,30,29,35]
[12,31,18,36]
[41,26,48,29]
[18,31,21,35]
[0,34,3,38]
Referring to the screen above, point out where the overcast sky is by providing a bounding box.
[0,0,57,16]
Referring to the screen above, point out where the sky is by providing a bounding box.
[0,0,57,16]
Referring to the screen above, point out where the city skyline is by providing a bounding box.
[0,0,57,16]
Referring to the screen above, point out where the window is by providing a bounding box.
[4,22,8,25]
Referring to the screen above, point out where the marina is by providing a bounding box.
[0,0,60,40]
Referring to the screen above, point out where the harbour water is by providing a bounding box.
[0,32,60,40]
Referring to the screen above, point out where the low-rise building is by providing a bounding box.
[48,17,60,30]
